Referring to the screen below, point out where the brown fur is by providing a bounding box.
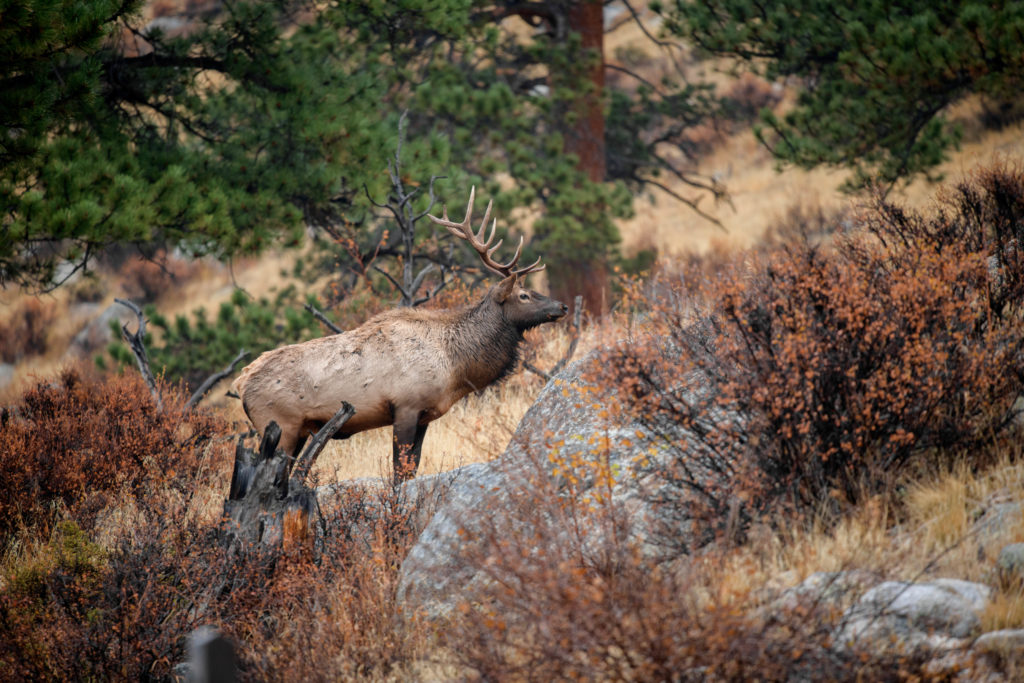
[232,276,567,481]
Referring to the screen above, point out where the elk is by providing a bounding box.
[231,188,568,482]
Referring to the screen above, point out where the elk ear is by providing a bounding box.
[493,275,517,303]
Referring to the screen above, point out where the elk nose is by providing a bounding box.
[560,303,569,315]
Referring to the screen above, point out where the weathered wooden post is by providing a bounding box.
[185,626,237,683]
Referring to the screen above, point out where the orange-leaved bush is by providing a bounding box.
[0,463,433,680]
[0,366,224,538]
[0,297,56,363]
[597,164,1024,533]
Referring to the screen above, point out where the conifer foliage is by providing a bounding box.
[3,1,733,310]
[662,0,1024,187]
[105,287,324,391]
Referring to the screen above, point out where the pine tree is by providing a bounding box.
[3,0,727,307]
[1,0,397,288]
[660,0,1024,188]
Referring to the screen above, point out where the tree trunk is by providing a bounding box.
[549,0,611,316]
[564,0,606,185]
[222,404,354,557]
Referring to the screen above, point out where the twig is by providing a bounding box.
[114,298,162,410]
[549,295,584,376]
[524,295,584,381]
[290,402,356,490]
[184,349,249,413]
[304,303,342,334]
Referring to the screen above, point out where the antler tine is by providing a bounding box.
[512,255,545,277]
[475,198,495,245]
[485,234,522,273]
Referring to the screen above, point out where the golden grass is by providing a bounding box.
[685,447,1023,617]
[982,587,1024,632]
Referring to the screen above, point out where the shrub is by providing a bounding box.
[0,297,56,363]
[0,466,434,680]
[0,366,225,539]
[437,446,940,681]
[596,164,1024,535]
[219,484,433,680]
[0,501,227,680]
[117,251,192,304]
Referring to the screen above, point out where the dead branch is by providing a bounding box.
[364,111,451,307]
[290,402,356,489]
[114,298,162,410]
[184,349,249,413]
[304,303,342,334]
[524,295,583,381]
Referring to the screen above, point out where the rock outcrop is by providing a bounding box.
[396,353,718,619]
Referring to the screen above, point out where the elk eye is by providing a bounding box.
[519,292,530,301]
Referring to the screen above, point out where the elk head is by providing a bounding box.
[428,187,568,330]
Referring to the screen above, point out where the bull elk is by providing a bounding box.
[232,188,568,482]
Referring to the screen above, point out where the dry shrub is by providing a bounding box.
[0,297,57,363]
[597,163,1024,534]
[118,251,192,303]
[447,566,936,681]
[0,419,438,680]
[0,368,233,680]
[0,366,224,538]
[438,450,938,681]
[220,484,434,680]
[0,485,236,680]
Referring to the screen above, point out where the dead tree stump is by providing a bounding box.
[222,403,354,556]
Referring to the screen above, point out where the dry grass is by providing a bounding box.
[683,446,1024,625]
[982,587,1024,632]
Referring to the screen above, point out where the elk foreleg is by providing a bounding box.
[392,411,428,484]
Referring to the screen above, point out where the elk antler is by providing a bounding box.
[428,186,545,278]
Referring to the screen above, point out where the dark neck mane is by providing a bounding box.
[445,298,522,391]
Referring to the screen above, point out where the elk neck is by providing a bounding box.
[444,297,523,391]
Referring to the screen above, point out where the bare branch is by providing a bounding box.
[617,0,691,79]
[373,264,408,298]
[409,262,437,296]
[364,184,390,209]
[184,348,249,413]
[290,402,356,489]
[641,177,729,231]
[522,359,553,381]
[114,298,162,410]
[413,174,448,222]
[304,303,342,334]
[525,294,584,381]
[413,271,451,307]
